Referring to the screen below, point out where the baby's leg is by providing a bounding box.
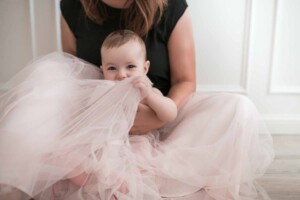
[69,172,88,187]
[0,184,29,200]
[69,172,128,196]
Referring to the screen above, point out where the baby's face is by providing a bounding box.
[101,41,149,81]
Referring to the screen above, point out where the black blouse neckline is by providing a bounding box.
[102,2,123,13]
[79,0,127,14]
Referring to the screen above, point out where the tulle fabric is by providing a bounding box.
[0,52,274,200]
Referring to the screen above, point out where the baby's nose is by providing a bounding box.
[117,70,127,80]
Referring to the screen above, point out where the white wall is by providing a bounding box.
[189,0,300,134]
[0,0,299,134]
[0,0,59,83]
[0,0,33,83]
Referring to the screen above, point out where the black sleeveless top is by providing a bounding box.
[60,0,188,95]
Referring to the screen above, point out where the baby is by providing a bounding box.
[69,29,177,187]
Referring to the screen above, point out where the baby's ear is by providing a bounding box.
[144,60,150,74]
[100,65,103,73]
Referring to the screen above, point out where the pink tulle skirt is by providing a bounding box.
[0,53,274,200]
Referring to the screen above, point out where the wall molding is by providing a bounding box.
[268,0,300,95]
[55,0,62,51]
[240,0,252,94]
[262,114,300,135]
[270,86,300,94]
[197,0,252,94]
[29,0,37,59]
[267,0,278,95]
[196,84,247,94]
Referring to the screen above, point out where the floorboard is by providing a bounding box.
[258,135,300,200]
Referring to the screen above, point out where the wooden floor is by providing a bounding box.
[258,135,300,200]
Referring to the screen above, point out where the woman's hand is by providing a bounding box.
[129,103,165,135]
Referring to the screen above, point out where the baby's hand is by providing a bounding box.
[132,76,153,98]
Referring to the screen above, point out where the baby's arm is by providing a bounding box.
[133,76,177,123]
[146,88,177,122]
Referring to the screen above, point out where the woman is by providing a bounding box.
[60,0,274,199]
[0,0,272,199]
[60,0,196,135]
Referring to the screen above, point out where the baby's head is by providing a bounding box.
[100,29,150,81]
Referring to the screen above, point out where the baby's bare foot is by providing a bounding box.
[112,181,128,200]
[118,181,128,194]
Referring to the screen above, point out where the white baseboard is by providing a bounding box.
[263,114,300,135]
[1,82,300,135]
[196,84,247,94]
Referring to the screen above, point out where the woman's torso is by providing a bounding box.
[60,0,187,95]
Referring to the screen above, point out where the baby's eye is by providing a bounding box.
[107,66,116,71]
[127,65,136,69]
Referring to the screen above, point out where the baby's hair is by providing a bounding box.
[101,29,147,60]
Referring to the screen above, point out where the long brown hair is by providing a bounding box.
[81,0,168,37]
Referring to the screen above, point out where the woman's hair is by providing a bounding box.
[81,0,168,37]
[101,29,147,60]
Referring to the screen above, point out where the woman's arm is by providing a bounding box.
[130,105,164,135]
[61,15,77,55]
[167,8,196,108]
[130,8,195,135]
